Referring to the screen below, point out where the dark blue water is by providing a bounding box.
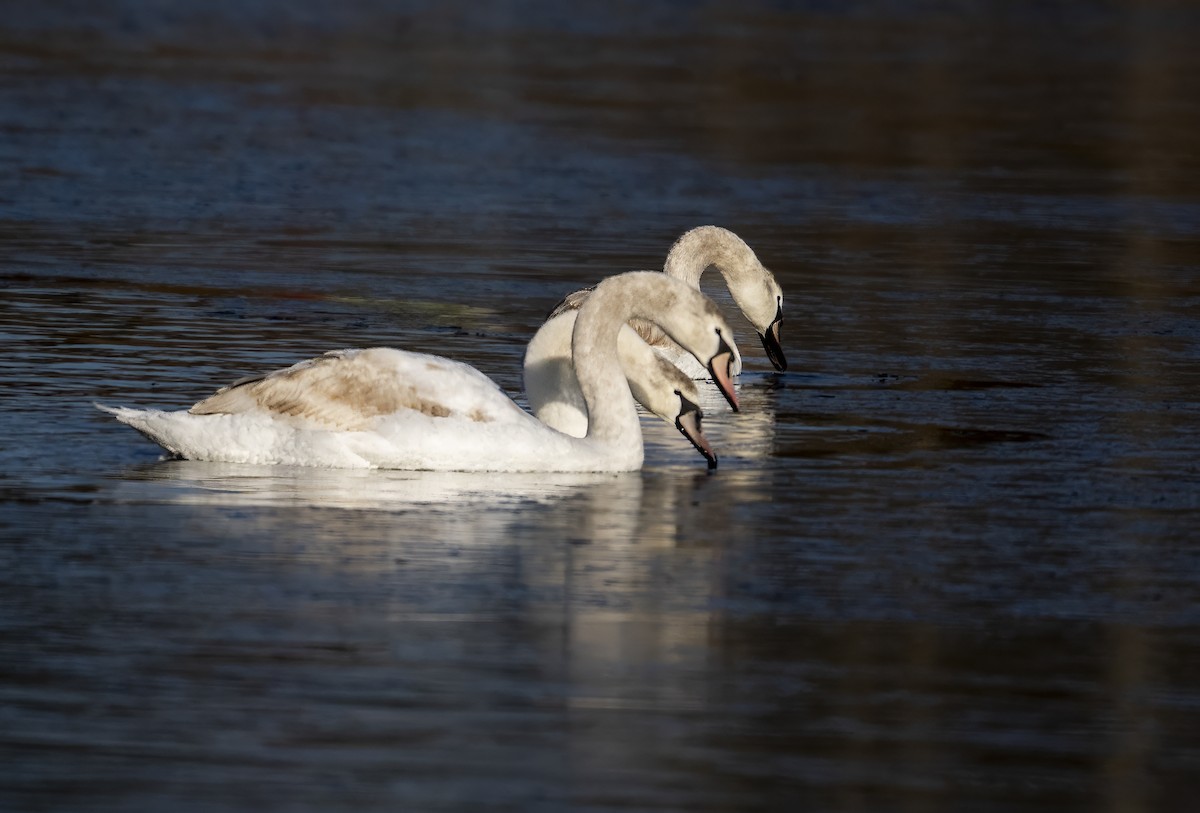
[3,1,1199,810]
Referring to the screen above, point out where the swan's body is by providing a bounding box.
[100,273,739,473]
[524,225,786,435]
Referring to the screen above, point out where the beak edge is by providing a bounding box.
[676,410,718,468]
[760,319,787,372]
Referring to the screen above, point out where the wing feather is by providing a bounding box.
[189,348,523,430]
[547,287,673,351]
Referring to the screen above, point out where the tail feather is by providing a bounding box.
[95,403,184,457]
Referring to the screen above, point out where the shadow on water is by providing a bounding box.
[772,417,1050,459]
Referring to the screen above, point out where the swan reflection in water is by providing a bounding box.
[105,368,784,549]
[99,413,782,778]
[115,460,637,512]
[107,441,772,551]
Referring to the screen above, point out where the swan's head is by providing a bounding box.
[737,270,787,373]
[624,350,718,468]
[640,276,741,413]
[667,225,788,372]
[581,271,742,413]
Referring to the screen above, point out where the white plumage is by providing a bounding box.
[100,272,740,473]
[524,225,785,435]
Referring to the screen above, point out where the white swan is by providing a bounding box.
[524,225,786,437]
[98,272,740,473]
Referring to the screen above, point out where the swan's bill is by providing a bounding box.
[708,331,740,412]
[674,392,717,469]
[760,299,787,371]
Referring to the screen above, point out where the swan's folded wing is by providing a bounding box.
[545,286,595,320]
[189,347,526,431]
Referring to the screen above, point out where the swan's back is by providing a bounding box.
[190,348,524,430]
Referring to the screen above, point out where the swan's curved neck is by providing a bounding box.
[571,277,678,451]
[663,225,761,289]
